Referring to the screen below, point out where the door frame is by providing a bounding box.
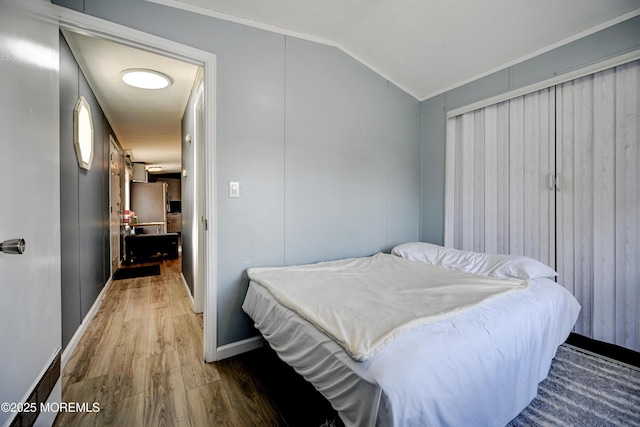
[56,6,219,362]
[109,135,121,275]
[193,82,206,314]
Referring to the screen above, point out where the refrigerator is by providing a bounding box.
[130,182,168,234]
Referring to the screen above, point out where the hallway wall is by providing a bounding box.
[60,33,112,349]
[181,79,197,298]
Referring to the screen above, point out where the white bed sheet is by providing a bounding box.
[248,254,529,361]
[242,263,580,427]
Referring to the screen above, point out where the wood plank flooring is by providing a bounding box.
[54,256,284,427]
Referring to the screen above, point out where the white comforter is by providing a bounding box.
[248,253,529,361]
[243,253,581,426]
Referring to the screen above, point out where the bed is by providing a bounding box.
[242,242,580,426]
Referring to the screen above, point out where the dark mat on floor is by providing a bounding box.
[113,264,161,280]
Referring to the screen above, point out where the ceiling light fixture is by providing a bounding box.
[121,68,173,89]
[147,166,162,173]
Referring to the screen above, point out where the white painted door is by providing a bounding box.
[445,87,556,266]
[0,0,62,426]
[110,136,122,275]
[555,61,640,351]
[446,60,640,352]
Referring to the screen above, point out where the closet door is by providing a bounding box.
[556,60,639,350]
[445,87,555,266]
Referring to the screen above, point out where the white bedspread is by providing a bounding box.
[247,253,529,361]
[243,253,581,426]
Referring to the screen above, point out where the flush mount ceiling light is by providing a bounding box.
[121,68,173,89]
[147,166,162,172]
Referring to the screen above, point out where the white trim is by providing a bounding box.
[145,0,417,100]
[203,53,218,361]
[55,5,219,362]
[424,9,640,102]
[180,272,195,307]
[147,1,639,103]
[147,0,339,46]
[108,135,121,276]
[36,379,61,427]
[5,348,62,427]
[443,119,457,247]
[193,82,205,315]
[62,278,113,368]
[216,336,264,361]
[447,50,640,118]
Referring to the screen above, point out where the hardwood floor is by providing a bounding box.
[54,256,284,427]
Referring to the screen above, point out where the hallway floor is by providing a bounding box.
[54,256,283,426]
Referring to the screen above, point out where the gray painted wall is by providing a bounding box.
[53,0,421,346]
[60,33,111,349]
[59,36,82,350]
[284,38,421,266]
[420,15,640,245]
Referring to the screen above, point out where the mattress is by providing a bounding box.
[242,257,580,426]
[248,253,529,361]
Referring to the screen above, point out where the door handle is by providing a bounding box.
[548,173,561,191]
[1,238,25,254]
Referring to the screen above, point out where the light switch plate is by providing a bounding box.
[229,181,240,198]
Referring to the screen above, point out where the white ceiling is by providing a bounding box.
[64,1,639,173]
[161,0,640,100]
[63,30,199,173]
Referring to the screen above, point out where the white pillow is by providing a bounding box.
[391,242,557,280]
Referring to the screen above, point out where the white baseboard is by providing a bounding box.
[180,272,195,309]
[34,378,61,427]
[4,348,62,427]
[61,278,113,369]
[216,336,264,360]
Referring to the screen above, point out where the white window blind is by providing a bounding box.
[445,60,639,351]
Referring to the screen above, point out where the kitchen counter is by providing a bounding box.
[130,221,167,234]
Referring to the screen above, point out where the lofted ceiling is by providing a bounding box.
[157,0,640,100]
[63,1,639,173]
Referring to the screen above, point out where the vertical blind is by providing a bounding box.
[445,60,639,351]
